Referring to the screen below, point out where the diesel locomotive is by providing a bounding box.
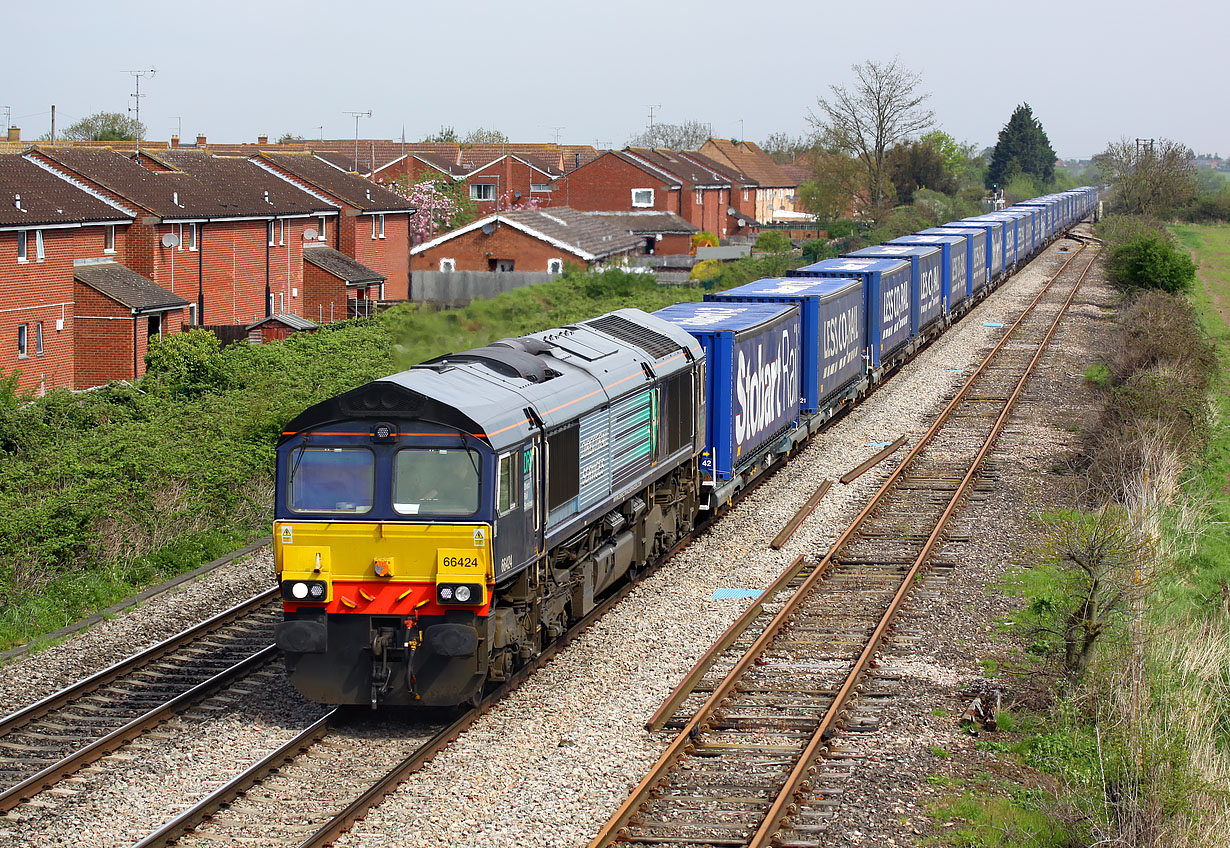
[273,187,1100,708]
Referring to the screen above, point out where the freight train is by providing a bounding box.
[273,187,1098,707]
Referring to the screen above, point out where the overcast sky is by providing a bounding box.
[6,1,1225,159]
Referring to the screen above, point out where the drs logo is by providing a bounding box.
[734,324,799,448]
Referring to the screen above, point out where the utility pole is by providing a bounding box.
[550,126,565,145]
[50,105,55,144]
[344,110,372,172]
[125,68,156,155]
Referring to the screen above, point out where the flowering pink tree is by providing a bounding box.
[496,189,545,212]
[384,175,473,243]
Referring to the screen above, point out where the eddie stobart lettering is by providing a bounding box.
[735,328,799,447]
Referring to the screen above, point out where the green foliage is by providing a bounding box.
[422,125,458,143]
[1003,172,1046,205]
[754,230,793,252]
[143,329,226,396]
[801,239,836,263]
[819,219,859,240]
[1083,363,1111,389]
[885,137,957,204]
[1107,233,1197,293]
[986,104,1056,189]
[927,789,1074,847]
[691,231,719,249]
[62,111,145,142]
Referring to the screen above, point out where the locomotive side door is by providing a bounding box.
[494,445,534,578]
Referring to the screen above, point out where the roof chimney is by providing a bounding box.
[7,126,20,143]
[170,134,180,148]
[196,133,207,147]
[257,134,269,146]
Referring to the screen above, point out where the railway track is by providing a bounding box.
[0,588,279,813]
[589,240,1099,848]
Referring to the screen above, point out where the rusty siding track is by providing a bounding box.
[589,242,1099,848]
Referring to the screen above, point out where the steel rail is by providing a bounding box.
[588,243,1092,848]
[746,247,1101,847]
[0,645,279,813]
[769,480,833,550]
[0,587,278,741]
[131,709,340,848]
[838,435,909,485]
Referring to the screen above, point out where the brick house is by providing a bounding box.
[549,150,684,217]
[366,150,562,215]
[27,147,338,327]
[584,211,697,256]
[0,154,172,392]
[302,244,386,323]
[409,206,638,274]
[252,151,415,300]
[699,139,803,224]
[72,260,189,386]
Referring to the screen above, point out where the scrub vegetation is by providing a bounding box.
[936,229,1229,846]
[0,256,800,651]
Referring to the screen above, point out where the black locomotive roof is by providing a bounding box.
[280,308,702,451]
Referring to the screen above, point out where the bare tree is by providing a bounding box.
[1094,137,1196,218]
[808,58,935,215]
[626,120,712,150]
[798,148,865,220]
[761,132,814,164]
[462,127,509,144]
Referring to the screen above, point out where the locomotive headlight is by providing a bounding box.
[291,582,309,600]
[454,585,472,603]
[281,579,328,603]
[439,586,454,601]
[309,583,325,599]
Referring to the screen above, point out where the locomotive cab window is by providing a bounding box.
[394,448,480,516]
[497,452,518,515]
[288,447,374,514]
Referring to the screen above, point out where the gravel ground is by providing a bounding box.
[0,548,276,717]
[327,240,1097,848]
[0,237,1106,847]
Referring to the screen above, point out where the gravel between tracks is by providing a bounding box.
[1,237,1105,848]
[327,241,1101,848]
[0,550,276,717]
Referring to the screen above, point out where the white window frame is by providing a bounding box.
[548,258,563,274]
[743,188,749,201]
[439,258,456,272]
[16,231,27,262]
[371,215,378,239]
[17,323,28,358]
[267,221,275,246]
[188,303,198,326]
[469,183,496,201]
[35,230,44,262]
[317,215,327,241]
[695,188,703,205]
[631,188,654,208]
[189,222,198,251]
[176,223,185,251]
[378,214,386,239]
[279,219,286,246]
[279,291,285,312]
[104,225,116,253]
[531,183,550,193]
[35,321,43,356]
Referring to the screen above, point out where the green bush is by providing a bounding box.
[1106,234,1197,293]
[819,219,859,239]
[754,230,793,252]
[144,329,226,395]
[801,239,836,263]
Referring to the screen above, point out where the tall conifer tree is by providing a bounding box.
[986,104,1056,188]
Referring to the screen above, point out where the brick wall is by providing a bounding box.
[550,155,680,215]
[347,212,410,300]
[301,263,349,325]
[72,280,187,388]
[410,223,585,273]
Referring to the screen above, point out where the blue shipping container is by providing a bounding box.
[707,276,865,414]
[653,302,801,481]
[846,244,944,333]
[953,219,1005,280]
[888,233,968,314]
[788,257,912,369]
[922,227,987,298]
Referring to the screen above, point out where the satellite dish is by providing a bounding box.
[303,228,318,241]
[513,190,522,200]
[161,232,181,248]
[481,223,495,235]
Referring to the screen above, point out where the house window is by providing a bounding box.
[105,225,116,253]
[35,230,44,262]
[35,322,43,356]
[469,183,496,201]
[371,215,378,239]
[531,183,550,193]
[17,324,27,358]
[176,223,185,251]
[279,292,285,312]
[317,215,327,240]
[632,188,654,207]
[695,188,703,205]
[267,221,275,246]
[548,258,563,274]
[189,223,198,251]
[378,214,386,239]
[188,303,198,326]
[439,258,456,272]
[743,188,749,201]
[17,231,27,262]
[279,219,286,245]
